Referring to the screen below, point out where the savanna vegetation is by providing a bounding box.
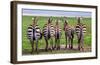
[22,16,91,55]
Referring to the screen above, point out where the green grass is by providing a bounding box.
[22,16,91,54]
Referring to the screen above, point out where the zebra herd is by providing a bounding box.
[27,17,86,54]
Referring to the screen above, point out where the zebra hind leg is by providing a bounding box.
[54,38,57,50]
[55,38,60,50]
[71,30,74,49]
[68,37,71,49]
[36,39,39,54]
[30,41,34,54]
[65,36,68,49]
[55,39,59,50]
[71,38,73,49]
[45,38,48,51]
[80,38,84,52]
[57,39,60,50]
[78,39,81,51]
[50,38,54,51]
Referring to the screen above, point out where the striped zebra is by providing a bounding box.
[43,18,55,51]
[75,17,86,51]
[54,19,62,50]
[63,19,74,49]
[27,17,42,54]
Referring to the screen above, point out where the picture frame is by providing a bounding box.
[11,1,98,64]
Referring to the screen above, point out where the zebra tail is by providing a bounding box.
[40,32,42,39]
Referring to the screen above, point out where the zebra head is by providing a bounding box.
[56,18,60,25]
[77,17,83,25]
[63,18,69,31]
[48,18,53,24]
[32,17,39,27]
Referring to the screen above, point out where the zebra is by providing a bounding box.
[63,18,74,49]
[54,19,62,50]
[42,18,55,51]
[27,17,42,54]
[75,17,86,51]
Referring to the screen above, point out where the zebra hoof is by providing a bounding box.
[52,47,55,50]
[58,47,60,50]
[31,51,33,54]
[70,47,73,49]
[80,48,84,52]
[37,52,39,54]
[35,50,39,54]
[48,48,52,50]
[78,47,80,50]
[65,47,67,49]
[45,49,48,51]
[56,47,60,50]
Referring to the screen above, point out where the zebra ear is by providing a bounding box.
[48,18,51,23]
[76,17,83,20]
[77,17,83,24]
[50,18,53,22]
[56,19,58,25]
[32,17,35,25]
[32,17,39,25]
[63,17,68,22]
[32,17,34,21]
[35,17,39,24]
[48,17,53,23]
[65,20,68,25]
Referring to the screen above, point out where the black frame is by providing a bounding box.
[11,1,98,64]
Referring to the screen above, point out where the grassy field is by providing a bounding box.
[22,16,92,55]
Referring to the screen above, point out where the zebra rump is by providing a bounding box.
[27,25,42,41]
[55,26,62,39]
[43,24,55,39]
[75,24,86,39]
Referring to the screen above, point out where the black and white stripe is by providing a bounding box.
[64,19,74,49]
[27,25,42,40]
[27,24,42,53]
[75,17,86,51]
[54,25,62,39]
[43,23,55,39]
[75,24,86,34]
[54,20,62,50]
[42,20,55,51]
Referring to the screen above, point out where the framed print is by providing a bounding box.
[11,1,98,64]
